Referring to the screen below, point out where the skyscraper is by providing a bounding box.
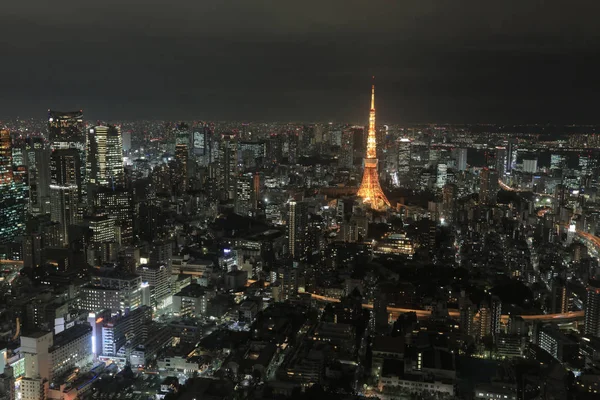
[50,149,81,245]
[93,186,133,245]
[506,139,517,172]
[218,133,238,200]
[86,125,125,191]
[522,158,537,174]
[340,129,354,169]
[22,136,51,215]
[48,110,86,202]
[495,146,507,174]
[235,172,253,216]
[357,85,390,210]
[48,110,85,146]
[288,200,309,261]
[174,123,190,193]
[397,138,411,179]
[0,129,27,245]
[584,280,600,338]
[454,148,467,171]
[479,168,499,205]
[550,153,566,171]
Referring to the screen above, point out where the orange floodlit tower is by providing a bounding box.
[357,84,390,210]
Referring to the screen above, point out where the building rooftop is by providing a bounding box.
[51,324,92,351]
[174,283,206,298]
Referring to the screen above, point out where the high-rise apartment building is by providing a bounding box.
[479,168,499,205]
[584,280,600,338]
[287,201,309,261]
[340,129,354,169]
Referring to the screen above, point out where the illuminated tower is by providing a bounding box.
[86,125,125,191]
[357,85,390,210]
[0,129,27,245]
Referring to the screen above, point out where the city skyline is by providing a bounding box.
[2,3,600,400]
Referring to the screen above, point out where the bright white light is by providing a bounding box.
[91,336,96,354]
[48,117,54,122]
[569,224,576,233]
[89,129,94,134]
[440,218,445,225]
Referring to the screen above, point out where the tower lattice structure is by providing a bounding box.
[357,85,390,210]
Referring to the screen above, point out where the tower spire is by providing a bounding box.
[357,81,390,210]
[371,84,375,110]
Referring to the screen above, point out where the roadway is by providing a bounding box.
[307,293,584,323]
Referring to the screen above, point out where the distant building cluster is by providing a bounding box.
[0,89,599,400]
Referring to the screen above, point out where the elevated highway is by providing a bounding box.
[308,293,584,323]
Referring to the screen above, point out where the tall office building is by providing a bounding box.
[50,149,81,245]
[22,136,51,215]
[80,270,143,315]
[238,141,266,168]
[506,139,517,172]
[48,110,85,146]
[340,129,354,169]
[584,280,600,338]
[454,148,467,171]
[495,146,507,174]
[86,125,125,190]
[48,110,86,201]
[479,168,499,205]
[174,123,190,193]
[0,129,27,245]
[93,186,133,245]
[579,153,596,176]
[436,163,448,189]
[217,133,238,200]
[397,138,411,178]
[550,153,567,171]
[235,172,254,216]
[442,183,458,223]
[138,264,171,309]
[287,201,309,261]
[551,277,569,314]
[522,158,538,174]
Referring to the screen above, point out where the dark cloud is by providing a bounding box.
[1,0,599,122]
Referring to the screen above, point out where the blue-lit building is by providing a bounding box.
[0,129,27,254]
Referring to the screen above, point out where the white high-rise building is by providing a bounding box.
[522,158,538,174]
[436,163,448,189]
[86,125,124,188]
[454,148,467,171]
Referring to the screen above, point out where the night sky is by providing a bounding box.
[2,0,600,123]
